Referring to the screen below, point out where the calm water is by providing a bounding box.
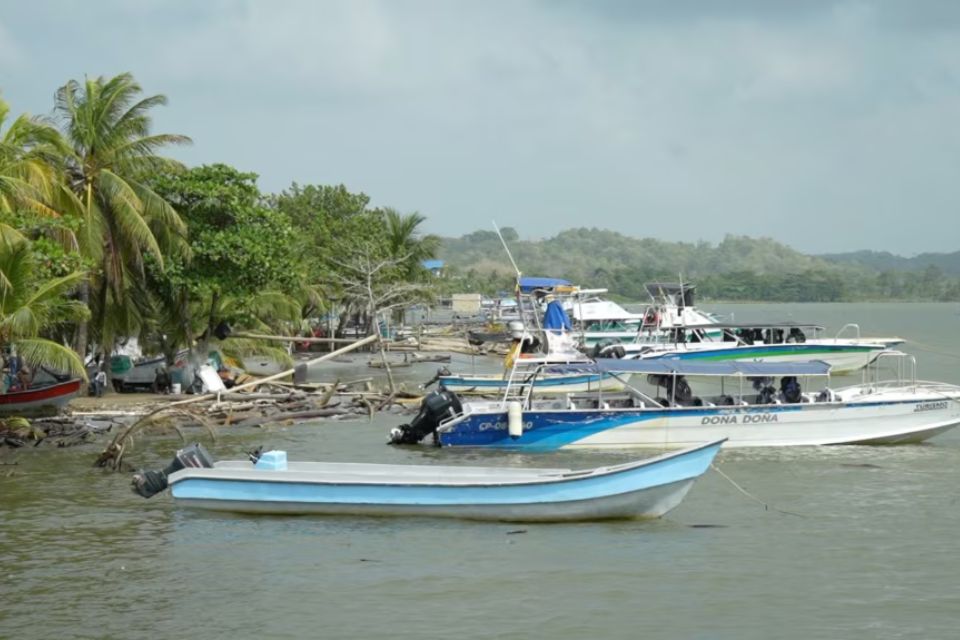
[3,303,960,639]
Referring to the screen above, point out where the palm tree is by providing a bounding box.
[0,96,66,243]
[0,238,89,378]
[382,208,441,276]
[54,73,191,363]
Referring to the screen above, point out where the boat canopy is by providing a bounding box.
[584,359,832,377]
[644,282,695,307]
[518,276,573,293]
[681,321,825,331]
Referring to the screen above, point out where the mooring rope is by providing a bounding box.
[905,340,960,361]
[710,463,810,518]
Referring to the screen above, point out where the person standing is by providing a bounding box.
[94,367,107,397]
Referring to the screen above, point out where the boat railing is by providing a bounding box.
[855,351,916,393]
[834,323,862,342]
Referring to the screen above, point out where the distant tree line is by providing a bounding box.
[437,228,960,302]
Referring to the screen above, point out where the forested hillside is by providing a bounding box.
[820,250,960,276]
[437,228,960,302]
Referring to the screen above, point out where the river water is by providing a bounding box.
[2,303,959,639]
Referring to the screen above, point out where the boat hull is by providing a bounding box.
[0,379,82,416]
[438,392,960,450]
[631,343,883,374]
[167,441,723,521]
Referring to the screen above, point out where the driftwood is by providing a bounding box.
[94,335,383,470]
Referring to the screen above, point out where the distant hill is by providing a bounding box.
[820,250,960,276]
[437,228,960,302]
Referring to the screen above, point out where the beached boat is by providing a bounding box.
[392,354,960,450]
[0,379,82,416]
[132,440,724,521]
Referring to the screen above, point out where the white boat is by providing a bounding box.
[439,277,631,396]
[132,441,724,522]
[392,353,960,450]
[610,322,894,375]
[572,282,723,347]
[439,359,627,395]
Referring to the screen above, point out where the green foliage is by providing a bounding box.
[0,237,88,377]
[438,228,960,302]
[151,164,300,295]
[146,164,304,352]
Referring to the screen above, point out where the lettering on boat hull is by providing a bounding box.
[701,414,779,425]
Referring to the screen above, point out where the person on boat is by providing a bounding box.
[93,366,107,397]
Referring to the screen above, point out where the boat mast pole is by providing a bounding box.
[493,221,521,280]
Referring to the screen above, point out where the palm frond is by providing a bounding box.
[15,338,87,379]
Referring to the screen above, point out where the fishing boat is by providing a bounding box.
[0,379,82,416]
[132,440,724,521]
[391,353,960,450]
[439,360,627,395]
[571,282,724,347]
[607,321,895,375]
[437,278,629,396]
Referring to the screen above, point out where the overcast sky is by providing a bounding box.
[2,1,959,254]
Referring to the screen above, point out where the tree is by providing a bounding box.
[383,208,440,281]
[0,238,89,378]
[148,164,303,363]
[0,96,67,243]
[54,72,191,363]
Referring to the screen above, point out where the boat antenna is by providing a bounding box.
[493,221,521,279]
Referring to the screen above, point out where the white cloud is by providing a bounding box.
[3,0,960,253]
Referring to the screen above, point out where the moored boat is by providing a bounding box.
[0,379,83,416]
[132,440,724,521]
[609,322,891,374]
[393,353,960,450]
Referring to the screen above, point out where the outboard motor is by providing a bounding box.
[132,443,215,498]
[597,344,626,359]
[422,366,452,390]
[591,340,618,359]
[389,389,463,445]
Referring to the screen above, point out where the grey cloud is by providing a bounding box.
[1,0,959,254]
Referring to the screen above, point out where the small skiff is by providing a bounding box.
[133,440,724,521]
[0,379,82,416]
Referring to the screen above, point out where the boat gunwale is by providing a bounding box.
[167,439,726,490]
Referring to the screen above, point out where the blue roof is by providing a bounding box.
[592,359,832,377]
[421,259,445,270]
[518,276,572,293]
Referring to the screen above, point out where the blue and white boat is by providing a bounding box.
[439,278,630,396]
[605,321,899,375]
[132,441,724,522]
[393,354,960,450]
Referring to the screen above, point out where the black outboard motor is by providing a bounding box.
[132,443,215,498]
[422,366,452,390]
[389,389,463,445]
